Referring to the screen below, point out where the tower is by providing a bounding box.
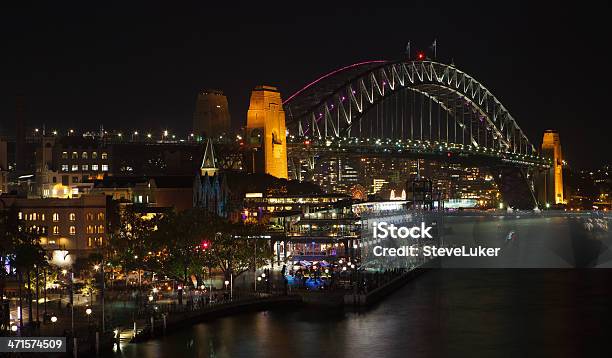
[192,89,231,139]
[541,130,564,205]
[245,85,288,179]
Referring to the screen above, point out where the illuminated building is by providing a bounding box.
[193,89,231,139]
[246,85,288,179]
[0,194,108,257]
[372,178,388,194]
[243,192,350,216]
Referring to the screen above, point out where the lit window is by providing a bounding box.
[86,225,93,234]
[88,237,93,247]
[52,213,59,222]
[71,165,78,171]
[97,212,105,220]
[69,213,76,221]
[92,164,99,171]
[41,214,45,221]
[61,152,68,159]
[62,165,69,172]
[87,213,94,221]
[101,164,109,171]
[72,152,78,159]
[97,225,104,234]
[52,226,59,235]
[101,152,108,160]
[92,152,98,159]
[18,212,23,220]
[82,152,88,159]
[82,164,88,171]
[69,226,76,235]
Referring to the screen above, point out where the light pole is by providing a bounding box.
[70,271,74,334]
[86,307,92,325]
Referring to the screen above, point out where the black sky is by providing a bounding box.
[1,2,610,168]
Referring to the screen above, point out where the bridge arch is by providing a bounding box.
[284,60,535,156]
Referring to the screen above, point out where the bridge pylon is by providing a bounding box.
[538,130,565,205]
[245,85,288,179]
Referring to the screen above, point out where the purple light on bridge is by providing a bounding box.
[282,60,388,104]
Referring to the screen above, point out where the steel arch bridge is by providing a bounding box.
[282,59,551,209]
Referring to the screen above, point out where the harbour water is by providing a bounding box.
[116,213,612,358]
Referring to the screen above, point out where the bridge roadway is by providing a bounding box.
[287,137,550,168]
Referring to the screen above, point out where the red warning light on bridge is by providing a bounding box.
[416,51,425,60]
[304,140,311,145]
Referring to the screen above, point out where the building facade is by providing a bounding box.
[0,194,108,257]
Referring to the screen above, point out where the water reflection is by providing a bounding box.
[116,269,612,358]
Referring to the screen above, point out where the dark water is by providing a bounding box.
[117,269,612,358]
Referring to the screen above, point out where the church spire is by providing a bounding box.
[200,138,219,176]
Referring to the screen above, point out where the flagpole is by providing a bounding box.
[433,39,437,60]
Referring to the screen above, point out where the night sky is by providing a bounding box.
[1,2,610,168]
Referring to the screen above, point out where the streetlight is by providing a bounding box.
[86,307,92,325]
[50,315,57,323]
[93,264,100,271]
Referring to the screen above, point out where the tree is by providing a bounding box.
[108,205,160,274]
[150,208,219,284]
[9,217,47,327]
[209,221,271,281]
